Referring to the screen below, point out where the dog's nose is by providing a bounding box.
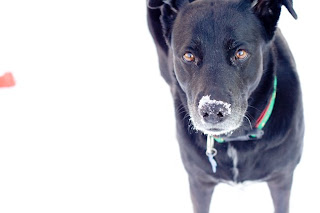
[199,103,229,124]
[198,97,231,124]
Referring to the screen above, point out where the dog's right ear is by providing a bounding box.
[249,0,297,40]
[147,0,194,44]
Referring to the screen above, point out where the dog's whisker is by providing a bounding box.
[244,115,253,130]
[248,105,262,113]
[245,112,256,124]
[176,103,185,115]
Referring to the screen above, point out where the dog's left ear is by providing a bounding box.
[147,0,164,9]
[147,0,195,44]
[147,0,193,10]
[250,0,297,40]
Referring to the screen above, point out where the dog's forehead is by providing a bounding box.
[178,1,244,25]
[172,0,257,48]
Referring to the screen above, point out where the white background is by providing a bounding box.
[0,0,319,212]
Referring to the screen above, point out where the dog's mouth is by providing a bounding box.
[192,123,239,136]
[190,117,242,136]
[209,128,223,131]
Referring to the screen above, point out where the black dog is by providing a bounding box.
[147,0,304,212]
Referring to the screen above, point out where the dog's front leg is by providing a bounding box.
[188,175,217,213]
[267,173,294,213]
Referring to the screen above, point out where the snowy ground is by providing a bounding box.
[0,1,319,212]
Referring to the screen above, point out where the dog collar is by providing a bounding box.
[206,76,277,173]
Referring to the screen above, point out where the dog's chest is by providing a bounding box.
[226,144,239,182]
[218,143,270,183]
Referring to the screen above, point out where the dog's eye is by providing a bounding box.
[183,52,195,62]
[235,49,249,60]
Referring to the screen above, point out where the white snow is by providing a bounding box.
[198,95,232,115]
[0,1,317,213]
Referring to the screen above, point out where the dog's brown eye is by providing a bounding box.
[183,52,195,62]
[235,49,248,60]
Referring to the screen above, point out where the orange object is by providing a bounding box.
[0,72,15,87]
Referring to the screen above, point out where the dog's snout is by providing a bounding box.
[198,96,231,125]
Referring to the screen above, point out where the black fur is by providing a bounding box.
[147,0,303,212]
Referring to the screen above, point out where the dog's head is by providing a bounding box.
[148,0,297,135]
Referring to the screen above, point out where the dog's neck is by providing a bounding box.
[220,45,277,141]
[248,45,277,126]
[213,75,277,142]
